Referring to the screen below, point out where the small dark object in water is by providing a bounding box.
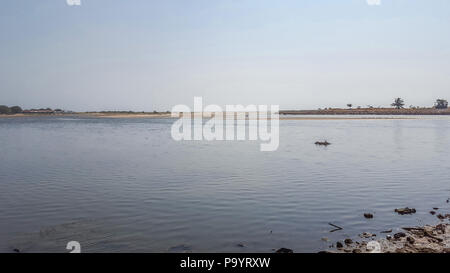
[364,213,374,219]
[433,207,439,210]
[275,248,293,253]
[430,211,436,215]
[381,229,392,234]
[394,232,406,239]
[13,248,20,253]
[236,243,245,248]
[336,242,344,249]
[344,239,353,245]
[406,237,415,244]
[437,214,445,220]
[395,207,416,215]
[315,141,331,146]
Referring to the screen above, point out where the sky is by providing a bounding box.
[1,0,449,111]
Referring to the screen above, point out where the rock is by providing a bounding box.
[336,242,344,249]
[352,249,362,253]
[236,243,245,248]
[344,239,353,245]
[381,229,392,233]
[424,226,434,234]
[315,141,331,146]
[359,232,375,238]
[406,237,415,244]
[437,214,445,220]
[433,207,439,210]
[430,211,436,215]
[321,237,329,242]
[395,207,416,215]
[275,248,293,253]
[364,213,374,219]
[435,224,446,234]
[394,232,406,239]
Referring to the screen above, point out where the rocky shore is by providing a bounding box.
[325,203,450,253]
[331,223,450,253]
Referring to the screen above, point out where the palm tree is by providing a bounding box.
[391,98,405,109]
[435,99,448,109]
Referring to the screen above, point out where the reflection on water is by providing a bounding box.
[0,116,449,252]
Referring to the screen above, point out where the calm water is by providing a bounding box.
[1,116,449,253]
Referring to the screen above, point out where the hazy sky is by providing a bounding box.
[1,0,449,111]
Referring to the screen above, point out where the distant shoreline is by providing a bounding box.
[0,112,172,119]
[280,108,450,115]
[1,108,450,119]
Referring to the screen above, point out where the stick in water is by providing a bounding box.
[328,223,343,232]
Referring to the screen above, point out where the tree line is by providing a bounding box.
[390,98,448,109]
[0,106,65,114]
[0,105,22,114]
[346,98,448,110]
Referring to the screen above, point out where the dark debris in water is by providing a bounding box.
[315,141,331,146]
[394,207,416,215]
[364,213,374,219]
[328,223,343,232]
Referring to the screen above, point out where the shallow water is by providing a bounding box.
[0,116,449,252]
